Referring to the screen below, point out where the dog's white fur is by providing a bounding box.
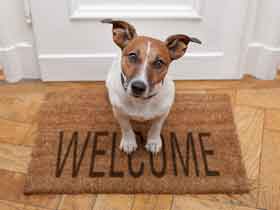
[106,53,175,154]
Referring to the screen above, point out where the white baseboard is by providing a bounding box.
[244,43,280,79]
[0,42,40,82]
[38,52,236,81]
[3,43,277,81]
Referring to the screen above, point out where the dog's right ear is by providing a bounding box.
[101,19,137,49]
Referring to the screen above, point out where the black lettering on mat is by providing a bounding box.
[109,132,124,177]
[89,131,108,177]
[128,132,144,177]
[56,131,91,178]
[149,135,167,177]
[199,133,220,176]
[171,132,199,176]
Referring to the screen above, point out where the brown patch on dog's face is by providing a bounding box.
[122,36,172,86]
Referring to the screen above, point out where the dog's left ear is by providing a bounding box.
[165,34,202,60]
[101,19,137,49]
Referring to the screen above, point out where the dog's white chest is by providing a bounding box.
[117,98,168,121]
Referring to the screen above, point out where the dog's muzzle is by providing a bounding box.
[120,72,158,100]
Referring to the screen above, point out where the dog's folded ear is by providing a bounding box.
[101,19,137,49]
[165,34,202,60]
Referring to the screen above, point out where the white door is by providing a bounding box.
[29,0,249,81]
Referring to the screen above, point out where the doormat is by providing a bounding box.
[24,88,249,194]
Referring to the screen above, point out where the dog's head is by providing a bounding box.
[102,19,201,99]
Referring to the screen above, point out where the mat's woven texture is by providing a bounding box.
[25,88,249,194]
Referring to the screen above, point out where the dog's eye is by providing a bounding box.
[153,59,164,69]
[128,52,138,63]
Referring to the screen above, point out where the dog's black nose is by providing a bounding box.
[131,81,147,95]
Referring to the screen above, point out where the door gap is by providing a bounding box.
[0,64,6,81]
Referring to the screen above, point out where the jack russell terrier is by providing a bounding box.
[103,19,201,154]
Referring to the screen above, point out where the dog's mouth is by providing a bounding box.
[129,92,145,99]
[132,93,141,98]
[131,90,145,98]
[129,91,158,100]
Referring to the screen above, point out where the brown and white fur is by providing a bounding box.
[103,19,201,154]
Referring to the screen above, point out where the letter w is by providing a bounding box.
[56,131,91,177]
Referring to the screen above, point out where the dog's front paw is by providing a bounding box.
[120,136,138,154]
[145,138,162,154]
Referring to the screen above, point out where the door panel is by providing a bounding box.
[29,0,248,81]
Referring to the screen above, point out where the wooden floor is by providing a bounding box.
[0,76,280,210]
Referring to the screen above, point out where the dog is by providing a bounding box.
[103,19,201,154]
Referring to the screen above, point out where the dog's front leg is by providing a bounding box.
[146,113,168,154]
[113,108,137,154]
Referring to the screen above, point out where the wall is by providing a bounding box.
[0,0,279,81]
[241,0,280,79]
[0,0,39,82]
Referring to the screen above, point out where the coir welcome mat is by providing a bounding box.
[24,88,249,194]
